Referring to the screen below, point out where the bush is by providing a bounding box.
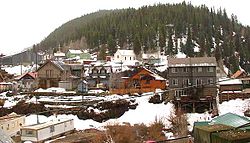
[105,118,167,143]
[168,108,188,137]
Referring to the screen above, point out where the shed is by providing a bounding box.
[21,118,74,142]
[212,129,250,143]
[194,124,233,143]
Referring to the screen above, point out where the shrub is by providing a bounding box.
[168,108,188,137]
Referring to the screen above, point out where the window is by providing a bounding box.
[50,70,53,77]
[130,57,132,60]
[172,79,178,86]
[175,90,186,97]
[24,130,35,137]
[125,57,126,60]
[207,78,214,84]
[183,79,190,87]
[7,124,9,130]
[1,126,3,130]
[50,125,55,133]
[172,68,177,73]
[117,55,119,58]
[198,67,202,72]
[146,79,150,84]
[207,67,214,72]
[183,67,188,72]
[100,69,106,74]
[196,78,202,85]
[46,70,50,77]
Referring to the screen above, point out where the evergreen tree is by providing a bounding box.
[185,26,194,57]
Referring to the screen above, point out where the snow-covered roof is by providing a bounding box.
[143,68,166,81]
[54,52,65,57]
[68,49,83,54]
[115,49,135,56]
[168,57,217,67]
[142,53,159,59]
[218,78,242,85]
[22,118,73,130]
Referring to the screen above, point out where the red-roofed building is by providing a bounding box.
[15,72,38,92]
[231,70,247,79]
[110,67,166,94]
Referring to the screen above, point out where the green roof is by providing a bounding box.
[194,121,210,127]
[210,113,250,128]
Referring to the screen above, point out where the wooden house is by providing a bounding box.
[0,82,13,93]
[15,72,37,92]
[0,112,25,137]
[21,118,74,142]
[36,60,66,89]
[37,60,84,90]
[110,67,166,94]
[0,69,13,82]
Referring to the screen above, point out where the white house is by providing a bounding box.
[21,118,74,142]
[0,112,25,137]
[113,48,136,64]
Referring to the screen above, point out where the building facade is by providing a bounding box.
[167,57,217,99]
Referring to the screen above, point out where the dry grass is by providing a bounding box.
[105,118,166,143]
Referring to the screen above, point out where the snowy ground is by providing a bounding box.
[25,93,175,131]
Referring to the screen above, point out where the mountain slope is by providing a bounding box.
[38,2,250,73]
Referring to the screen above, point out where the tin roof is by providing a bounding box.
[168,57,217,67]
[210,112,250,128]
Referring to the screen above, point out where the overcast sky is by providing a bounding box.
[0,0,249,56]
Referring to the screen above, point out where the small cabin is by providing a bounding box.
[21,118,74,142]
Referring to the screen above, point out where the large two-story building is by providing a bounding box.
[167,57,217,112]
[167,57,217,98]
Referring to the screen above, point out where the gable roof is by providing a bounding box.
[15,72,37,81]
[231,70,247,79]
[168,57,217,67]
[115,49,135,56]
[36,60,65,72]
[129,67,166,81]
[210,112,250,128]
[68,49,83,54]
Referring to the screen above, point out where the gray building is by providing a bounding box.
[167,57,217,99]
[87,65,112,89]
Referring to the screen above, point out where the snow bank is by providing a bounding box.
[218,98,250,116]
[26,93,175,130]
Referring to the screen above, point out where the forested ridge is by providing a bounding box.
[38,2,250,73]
